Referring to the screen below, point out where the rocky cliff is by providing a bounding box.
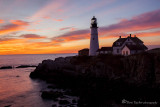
[30,52,160,106]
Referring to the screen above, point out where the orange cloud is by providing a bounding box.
[53,19,63,22]
[0,37,79,55]
[10,20,29,25]
[0,30,159,55]
[0,19,4,23]
[1,9,160,55]
[0,20,29,35]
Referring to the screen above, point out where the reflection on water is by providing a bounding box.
[0,68,53,107]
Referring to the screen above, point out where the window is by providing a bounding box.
[116,42,119,45]
[126,51,128,55]
[117,49,119,53]
[123,51,125,55]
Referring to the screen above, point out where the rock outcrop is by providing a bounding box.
[30,52,160,106]
[0,66,12,69]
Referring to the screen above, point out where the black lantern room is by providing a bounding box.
[91,16,98,28]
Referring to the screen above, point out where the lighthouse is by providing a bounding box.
[89,16,99,56]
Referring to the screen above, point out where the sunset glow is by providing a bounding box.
[0,0,160,55]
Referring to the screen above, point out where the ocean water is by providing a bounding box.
[0,54,77,67]
[0,54,77,107]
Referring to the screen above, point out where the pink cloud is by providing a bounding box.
[100,9,160,33]
[52,29,90,43]
[51,9,160,44]
[43,16,51,19]
[20,34,46,39]
[31,0,67,19]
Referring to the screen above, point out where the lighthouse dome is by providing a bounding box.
[92,16,96,20]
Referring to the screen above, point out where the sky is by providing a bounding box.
[0,0,160,55]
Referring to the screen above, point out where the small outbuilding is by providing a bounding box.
[78,48,89,56]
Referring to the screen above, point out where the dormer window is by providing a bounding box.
[116,42,120,45]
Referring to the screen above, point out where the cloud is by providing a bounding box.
[53,19,63,22]
[0,19,4,23]
[0,37,61,55]
[68,0,115,17]
[59,26,75,31]
[52,29,90,42]
[135,31,160,37]
[43,16,51,19]
[100,30,160,39]
[0,20,29,35]
[100,9,160,33]
[0,37,15,42]
[31,0,67,19]
[51,9,160,43]
[10,20,29,25]
[26,29,40,32]
[20,34,46,39]
[42,16,64,22]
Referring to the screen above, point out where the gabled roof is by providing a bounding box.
[96,47,112,52]
[101,47,113,51]
[112,38,126,47]
[112,36,144,47]
[130,37,143,43]
[124,44,147,51]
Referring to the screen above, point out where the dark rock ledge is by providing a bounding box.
[0,66,12,69]
[30,53,160,107]
[0,65,37,70]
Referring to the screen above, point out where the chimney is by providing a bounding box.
[130,34,131,37]
[134,35,136,37]
[119,36,121,38]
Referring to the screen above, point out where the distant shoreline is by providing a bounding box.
[0,53,77,56]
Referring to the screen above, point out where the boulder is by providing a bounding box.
[4,105,12,107]
[41,91,63,99]
[16,65,37,68]
[59,100,70,105]
[0,66,12,69]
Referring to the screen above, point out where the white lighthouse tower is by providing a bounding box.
[89,16,99,56]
